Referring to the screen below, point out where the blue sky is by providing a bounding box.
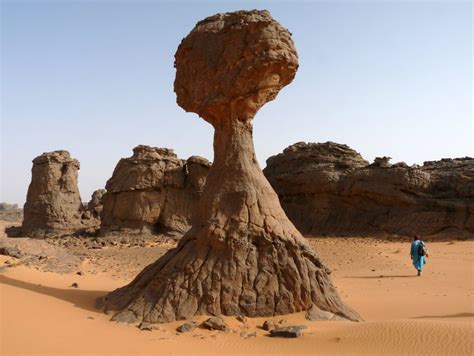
[1,0,472,205]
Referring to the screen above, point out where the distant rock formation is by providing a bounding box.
[0,203,23,222]
[79,189,106,230]
[99,145,211,235]
[264,142,474,239]
[22,150,84,237]
[0,203,19,211]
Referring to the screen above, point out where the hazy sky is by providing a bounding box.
[1,0,472,205]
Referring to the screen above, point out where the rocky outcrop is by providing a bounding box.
[22,151,84,237]
[102,10,360,324]
[99,145,211,235]
[79,189,106,231]
[264,142,474,239]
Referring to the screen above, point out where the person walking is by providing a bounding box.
[410,235,428,276]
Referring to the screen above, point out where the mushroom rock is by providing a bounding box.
[22,150,83,237]
[102,10,361,323]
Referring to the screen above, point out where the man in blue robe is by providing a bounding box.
[410,235,428,276]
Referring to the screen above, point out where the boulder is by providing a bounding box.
[22,150,83,237]
[99,145,211,235]
[264,142,474,239]
[269,325,306,338]
[176,321,197,333]
[202,316,228,331]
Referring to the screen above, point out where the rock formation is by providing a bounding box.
[22,150,83,237]
[80,189,106,230]
[87,189,106,217]
[264,142,474,239]
[100,145,211,235]
[0,203,23,222]
[101,10,360,324]
[0,203,19,211]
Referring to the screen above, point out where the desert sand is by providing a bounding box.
[1,220,472,355]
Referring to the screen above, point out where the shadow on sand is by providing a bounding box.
[412,312,474,319]
[0,274,109,313]
[345,275,418,279]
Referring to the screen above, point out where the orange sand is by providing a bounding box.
[1,238,473,355]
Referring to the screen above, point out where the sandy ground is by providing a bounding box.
[1,221,473,355]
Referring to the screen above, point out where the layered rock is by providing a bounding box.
[99,145,211,235]
[102,10,360,324]
[264,142,474,239]
[22,150,83,237]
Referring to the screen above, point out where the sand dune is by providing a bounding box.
[1,235,473,355]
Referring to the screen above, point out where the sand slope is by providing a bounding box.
[1,236,473,355]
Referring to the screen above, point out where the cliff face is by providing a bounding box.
[100,145,211,235]
[264,142,474,239]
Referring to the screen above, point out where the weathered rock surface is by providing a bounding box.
[102,10,360,324]
[99,145,211,235]
[264,142,474,239]
[22,151,84,237]
[305,303,345,321]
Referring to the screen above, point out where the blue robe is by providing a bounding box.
[411,240,426,271]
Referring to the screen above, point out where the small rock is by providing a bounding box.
[236,315,247,323]
[240,331,256,338]
[87,316,94,320]
[262,320,276,331]
[202,316,228,331]
[262,319,287,331]
[176,321,197,333]
[138,322,154,331]
[70,282,79,288]
[76,271,83,276]
[269,325,307,338]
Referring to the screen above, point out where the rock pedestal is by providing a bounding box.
[22,150,83,237]
[101,10,360,323]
